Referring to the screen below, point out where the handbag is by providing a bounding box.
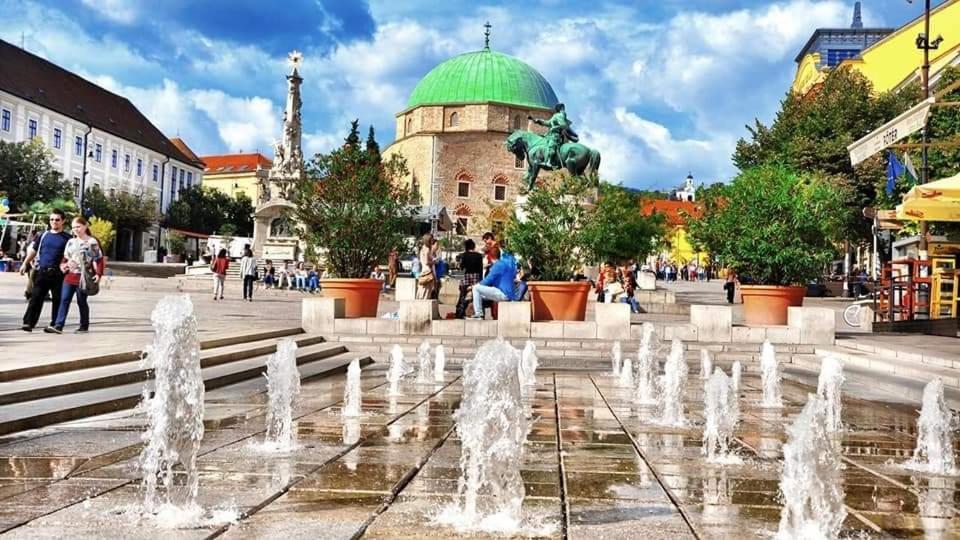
[417,268,435,286]
[80,263,100,296]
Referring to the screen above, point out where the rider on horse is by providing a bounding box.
[528,103,579,170]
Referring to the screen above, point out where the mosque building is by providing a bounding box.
[382,28,558,237]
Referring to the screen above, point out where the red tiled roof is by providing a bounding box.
[201,153,272,175]
[170,137,202,165]
[640,199,704,227]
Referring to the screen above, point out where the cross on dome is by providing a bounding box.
[287,50,303,69]
[484,22,492,50]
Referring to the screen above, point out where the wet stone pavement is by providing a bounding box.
[0,358,955,538]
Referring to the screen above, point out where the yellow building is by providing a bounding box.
[200,153,272,203]
[793,0,960,96]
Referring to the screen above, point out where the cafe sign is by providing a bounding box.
[848,97,935,167]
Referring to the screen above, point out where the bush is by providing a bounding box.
[688,165,847,285]
[294,121,415,279]
[582,184,664,265]
[166,232,186,256]
[88,217,115,253]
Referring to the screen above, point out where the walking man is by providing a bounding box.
[19,209,72,332]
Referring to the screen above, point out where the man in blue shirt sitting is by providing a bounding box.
[469,245,517,319]
[19,209,72,332]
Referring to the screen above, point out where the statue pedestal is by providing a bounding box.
[252,199,298,260]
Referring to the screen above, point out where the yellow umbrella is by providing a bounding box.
[896,172,960,221]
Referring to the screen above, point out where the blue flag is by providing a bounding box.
[886,150,906,196]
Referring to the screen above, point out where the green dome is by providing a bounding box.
[406,49,559,110]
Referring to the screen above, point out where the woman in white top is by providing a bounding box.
[50,216,102,333]
[416,233,435,300]
[239,247,257,301]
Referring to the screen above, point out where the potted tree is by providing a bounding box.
[506,175,658,321]
[688,165,847,325]
[294,121,415,318]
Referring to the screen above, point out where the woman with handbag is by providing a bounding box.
[48,216,102,334]
[416,233,435,300]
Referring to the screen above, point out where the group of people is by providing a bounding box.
[452,232,526,319]
[19,209,105,334]
[657,261,713,282]
[595,261,643,313]
[207,248,325,302]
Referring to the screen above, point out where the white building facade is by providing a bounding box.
[0,39,204,261]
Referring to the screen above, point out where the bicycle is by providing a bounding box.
[842,292,875,328]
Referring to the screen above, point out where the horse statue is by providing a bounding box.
[505,130,601,191]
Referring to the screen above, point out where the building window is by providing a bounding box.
[0,109,10,132]
[449,112,459,127]
[109,188,116,198]
[186,171,193,188]
[170,166,177,192]
[52,128,62,149]
[406,117,413,134]
[515,155,524,169]
[826,48,859,67]
[456,217,468,236]
[111,149,118,168]
[152,164,159,182]
[136,158,143,176]
[73,177,80,197]
[457,181,470,198]
[494,185,506,201]
[124,154,130,172]
[95,144,102,162]
[492,220,505,236]
[179,169,185,192]
[513,115,523,130]
[28,119,37,139]
[74,136,83,156]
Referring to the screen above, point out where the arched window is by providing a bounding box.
[513,115,523,130]
[449,112,459,127]
[454,203,472,235]
[406,117,413,135]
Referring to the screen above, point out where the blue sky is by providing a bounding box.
[0,0,936,190]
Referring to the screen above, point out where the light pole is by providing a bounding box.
[910,0,943,254]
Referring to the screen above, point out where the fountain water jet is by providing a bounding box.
[702,368,741,464]
[776,394,846,539]
[519,341,539,390]
[139,296,205,515]
[760,340,782,407]
[388,345,408,396]
[657,338,688,426]
[263,338,301,451]
[437,339,528,533]
[618,358,634,388]
[817,356,845,432]
[700,349,712,381]
[342,358,362,417]
[904,378,957,475]
[434,345,446,382]
[731,361,742,394]
[611,341,622,377]
[417,340,432,382]
[634,324,657,404]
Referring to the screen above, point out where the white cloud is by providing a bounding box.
[79,0,141,24]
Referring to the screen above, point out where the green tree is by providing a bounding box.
[582,184,664,264]
[163,186,253,236]
[688,165,848,285]
[84,185,158,233]
[0,139,72,211]
[365,125,381,163]
[734,67,916,240]
[88,216,116,252]
[295,121,416,278]
[344,119,361,148]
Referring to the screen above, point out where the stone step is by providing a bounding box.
[0,343,364,436]
[0,326,304,382]
[835,337,960,371]
[813,345,960,390]
[0,333,327,406]
[781,361,960,410]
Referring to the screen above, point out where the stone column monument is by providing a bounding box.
[252,50,305,261]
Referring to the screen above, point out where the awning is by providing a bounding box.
[166,227,211,239]
[896,172,960,221]
[410,205,453,232]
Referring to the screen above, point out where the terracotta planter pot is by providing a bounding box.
[741,285,805,326]
[529,281,592,322]
[321,278,382,318]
